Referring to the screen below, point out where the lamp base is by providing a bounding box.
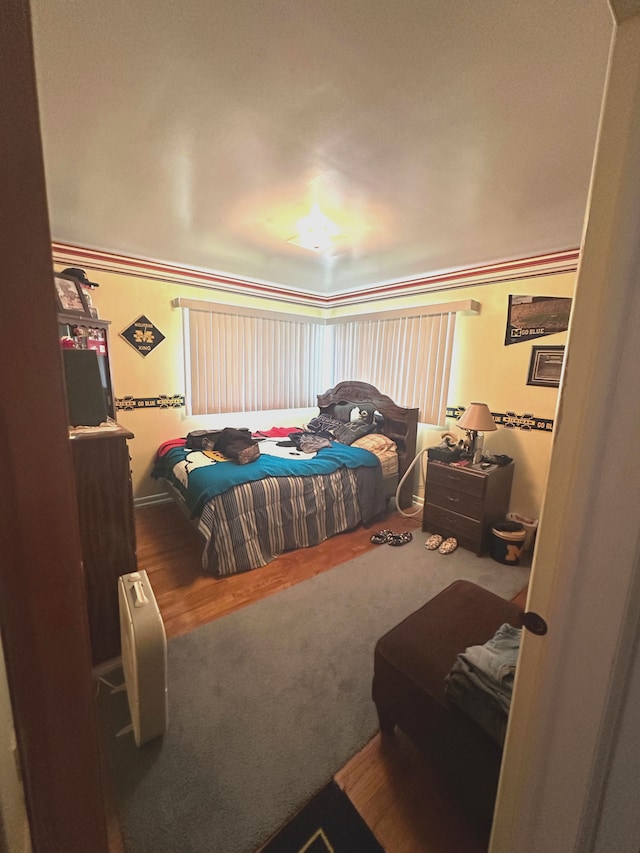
[473,432,485,464]
[462,430,477,461]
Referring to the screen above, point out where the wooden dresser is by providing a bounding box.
[70,425,137,665]
[422,460,514,555]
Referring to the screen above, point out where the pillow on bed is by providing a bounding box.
[352,433,397,453]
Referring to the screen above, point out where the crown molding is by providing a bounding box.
[52,242,579,309]
[51,242,321,307]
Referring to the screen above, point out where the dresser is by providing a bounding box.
[70,425,137,664]
[422,460,514,555]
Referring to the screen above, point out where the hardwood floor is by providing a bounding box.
[110,502,519,852]
[135,501,422,638]
[335,732,487,853]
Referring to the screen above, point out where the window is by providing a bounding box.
[177,300,325,415]
[176,297,477,422]
[330,309,457,425]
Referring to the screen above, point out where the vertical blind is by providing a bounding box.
[179,297,472,423]
[187,308,325,414]
[330,312,456,425]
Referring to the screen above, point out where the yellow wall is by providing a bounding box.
[424,274,573,520]
[84,267,574,520]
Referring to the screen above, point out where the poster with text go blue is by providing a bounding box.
[505,295,572,345]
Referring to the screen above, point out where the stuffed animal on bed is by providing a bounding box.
[333,400,380,426]
[349,406,369,422]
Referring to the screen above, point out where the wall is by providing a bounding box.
[336,272,575,519]
[83,267,575,520]
[426,273,573,520]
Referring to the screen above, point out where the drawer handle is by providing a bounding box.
[447,496,460,503]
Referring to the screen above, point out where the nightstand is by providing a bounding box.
[422,460,514,555]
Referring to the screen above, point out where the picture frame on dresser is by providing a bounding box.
[54,273,91,316]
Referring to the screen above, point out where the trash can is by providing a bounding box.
[506,512,538,552]
[489,521,527,565]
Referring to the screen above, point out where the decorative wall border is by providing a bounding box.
[115,394,184,411]
[446,406,554,432]
[114,397,553,430]
[52,241,579,311]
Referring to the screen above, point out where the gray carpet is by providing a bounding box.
[98,535,529,853]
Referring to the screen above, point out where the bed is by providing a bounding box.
[152,382,418,577]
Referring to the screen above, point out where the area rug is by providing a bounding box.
[97,534,529,853]
[258,781,383,853]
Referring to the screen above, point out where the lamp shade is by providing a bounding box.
[457,402,497,432]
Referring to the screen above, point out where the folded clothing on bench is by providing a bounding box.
[444,623,521,746]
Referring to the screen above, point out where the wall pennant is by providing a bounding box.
[116,394,185,411]
[504,295,572,345]
[120,315,166,356]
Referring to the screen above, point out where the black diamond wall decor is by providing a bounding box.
[120,315,165,357]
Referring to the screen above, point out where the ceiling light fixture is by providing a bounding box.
[294,203,340,253]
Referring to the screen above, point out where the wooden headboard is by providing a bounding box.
[317,381,419,510]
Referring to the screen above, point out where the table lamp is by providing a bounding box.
[457,402,497,463]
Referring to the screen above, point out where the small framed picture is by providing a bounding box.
[54,273,91,316]
[527,345,565,388]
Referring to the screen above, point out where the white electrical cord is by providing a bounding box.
[394,448,430,518]
[95,675,126,697]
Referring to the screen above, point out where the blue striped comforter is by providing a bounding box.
[152,440,387,576]
[152,441,380,517]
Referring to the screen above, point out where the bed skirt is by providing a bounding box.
[197,465,384,577]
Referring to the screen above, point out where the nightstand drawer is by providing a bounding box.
[423,460,514,555]
[425,483,484,520]
[424,504,483,548]
[427,462,486,499]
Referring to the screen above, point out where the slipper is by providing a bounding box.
[425,534,443,551]
[370,529,392,545]
[438,537,458,555]
[388,531,413,546]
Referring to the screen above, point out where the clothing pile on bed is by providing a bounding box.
[444,622,521,746]
[185,427,260,464]
[283,402,383,453]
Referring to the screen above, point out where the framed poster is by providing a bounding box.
[527,345,565,388]
[54,274,91,315]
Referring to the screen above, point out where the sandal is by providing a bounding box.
[438,537,458,555]
[388,531,413,546]
[425,534,443,550]
[370,529,392,545]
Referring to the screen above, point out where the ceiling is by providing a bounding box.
[30,1,613,295]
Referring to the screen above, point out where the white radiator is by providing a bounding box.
[118,570,168,746]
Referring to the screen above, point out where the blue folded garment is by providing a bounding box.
[444,623,522,745]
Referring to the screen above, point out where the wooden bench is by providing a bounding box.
[372,580,524,831]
